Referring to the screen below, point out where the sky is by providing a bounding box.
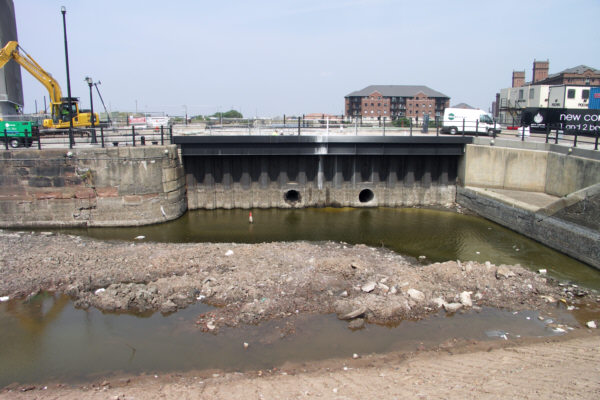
[9,0,600,117]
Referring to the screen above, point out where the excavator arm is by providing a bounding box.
[1,40,98,130]
[0,41,63,106]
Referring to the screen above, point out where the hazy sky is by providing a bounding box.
[11,0,600,117]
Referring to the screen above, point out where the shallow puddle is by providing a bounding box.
[0,293,580,387]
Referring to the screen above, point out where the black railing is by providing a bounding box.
[1,125,173,150]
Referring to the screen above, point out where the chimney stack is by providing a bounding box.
[512,71,525,88]
[533,60,549,83]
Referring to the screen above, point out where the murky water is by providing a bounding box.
[4,207,599,387]
[0,293,576,387]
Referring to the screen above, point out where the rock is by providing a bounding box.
[431,297,446,309]
[443,302,463,313]
[586,321,597,329]
[339,290,348,297]
[378,283,389,293]
[352,353,359,359]
[361,282,376,293]
[243,342,249,349]
[160,300,178,313]
[459,291,473,307]
[389,286,398,295]
[407,288,425,302]
[540,295,556,303]
[348,318,365,329]
[496,266,516,279]
[340,306,367,320]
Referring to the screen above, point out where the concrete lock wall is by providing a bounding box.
[184,155,459,209]
[458,145,548,192]
[459,143,600,195]
[545,152,600,197]
[0,146,186,227]
[457,142,600,269]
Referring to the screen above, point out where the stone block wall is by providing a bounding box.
[0,145,186,227]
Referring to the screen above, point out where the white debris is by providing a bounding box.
[459,291,473,307]
[225,250,234,256]
[431,297,446,309]
[361,282,376,293]
[134,235,145,240]
[587,321,597,329]
[0,296,9,302]
[538,269,547,275]
[94,288,106,295]
[407,288,425,302]
[443,302,463,313]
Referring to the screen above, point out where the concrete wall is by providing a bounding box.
[0,145,186,227]
[459,143,600,195]
[545,152,600,197]
[458,186,600,269]
[458,144,548,192]
[185,155,458,209]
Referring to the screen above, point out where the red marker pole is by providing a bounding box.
[249,212,253,224]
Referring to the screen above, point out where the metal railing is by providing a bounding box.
[2,118,598,151]
[1,125,174,150]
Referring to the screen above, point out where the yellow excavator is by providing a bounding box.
[0,40,98,130]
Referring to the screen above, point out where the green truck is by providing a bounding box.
[1,120,40,148]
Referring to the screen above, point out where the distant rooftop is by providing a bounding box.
[346,85,449,98]
[451,103,475,109]
[545,65,600,80]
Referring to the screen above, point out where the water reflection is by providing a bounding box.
[0,295,575,388]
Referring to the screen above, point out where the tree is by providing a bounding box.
[212,110,243,119]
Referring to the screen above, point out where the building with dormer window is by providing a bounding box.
[344,85,450,122]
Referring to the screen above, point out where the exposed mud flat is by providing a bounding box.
[1,231,597,333]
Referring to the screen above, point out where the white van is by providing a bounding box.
[441,108,500,135]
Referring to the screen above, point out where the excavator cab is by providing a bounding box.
[56,98,79,123]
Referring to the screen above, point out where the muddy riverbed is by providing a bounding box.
[1,230,597,332]
[2,230,600,398]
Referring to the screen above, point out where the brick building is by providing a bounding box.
[511,60,600,88]
[345,85,450,122]
[497,60,600,124]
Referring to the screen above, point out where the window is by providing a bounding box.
[378,103,381,107]
[529,88,534,99]
[567,89,576,99]
[519,90,524,100]
[582,90,590,100]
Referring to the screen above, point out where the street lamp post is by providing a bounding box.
[61,6,74,148]
[85,76,97,144]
